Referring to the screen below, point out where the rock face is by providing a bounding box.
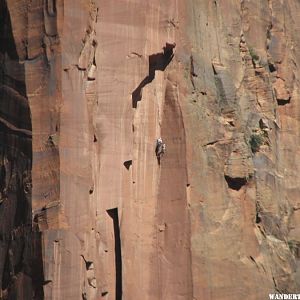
[1,0,300,299]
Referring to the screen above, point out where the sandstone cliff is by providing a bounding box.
[1,0,300,299]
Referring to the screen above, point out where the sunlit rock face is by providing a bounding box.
[1,1,300,299]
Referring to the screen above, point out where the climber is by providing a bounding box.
[155,138,166,159]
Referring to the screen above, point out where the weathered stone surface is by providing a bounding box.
[273,77,290,104]
[1,0,300,299]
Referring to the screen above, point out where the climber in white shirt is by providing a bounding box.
[155,138,166,159]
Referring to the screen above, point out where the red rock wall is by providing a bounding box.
[1,0,300,299]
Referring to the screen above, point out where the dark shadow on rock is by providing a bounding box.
[123,160,132,170]
[224,175,247,191]
[107,208,122,300]
[132,43,176,108]
[0,1,44,298]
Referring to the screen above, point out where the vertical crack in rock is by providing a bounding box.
[154,77,193,298]
[189,55,197,90]
[132,43,176,108]
[255,201,262,224]
[106,208,122,300]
